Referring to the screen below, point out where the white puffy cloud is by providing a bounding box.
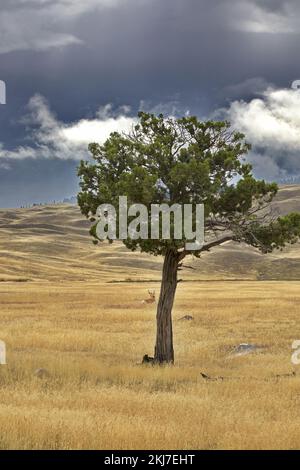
[3,83,300,184]
[228,88,300,151]
[225,86,300,179]
[0,94,190,164]
[62,112,135,146]
[0,94,136,161]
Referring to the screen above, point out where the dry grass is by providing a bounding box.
[0,280,299,450]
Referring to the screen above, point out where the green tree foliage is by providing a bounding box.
[78,112,300,363]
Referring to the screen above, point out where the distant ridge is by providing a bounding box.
[278,176,300,185]
[62,196,77,205]
[20,195,77,209]
[2,185,300,282]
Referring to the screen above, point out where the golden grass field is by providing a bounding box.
[0,280,300,450]
[1,187,300,449]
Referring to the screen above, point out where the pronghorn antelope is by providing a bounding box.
[142,290,156,304]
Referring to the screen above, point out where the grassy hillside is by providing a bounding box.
[0,204,162,282]
[1,185,300,282]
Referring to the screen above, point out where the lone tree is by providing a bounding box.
[78,112,300,364]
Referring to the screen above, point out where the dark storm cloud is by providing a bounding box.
[0,0,300,206]
[252,0,285,10]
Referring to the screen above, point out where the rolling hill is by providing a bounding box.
[1,185,300,282]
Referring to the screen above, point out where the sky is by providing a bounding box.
[1,0,300,207]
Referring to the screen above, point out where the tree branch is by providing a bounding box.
[201,235,233,252]
[178,235,233,260]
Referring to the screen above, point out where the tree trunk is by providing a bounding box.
[154,249,179,364]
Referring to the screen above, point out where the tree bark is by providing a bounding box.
[154,249,180,364]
